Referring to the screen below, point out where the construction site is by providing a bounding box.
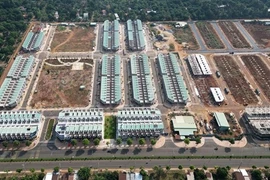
[241,55,270,101]
[218,21,251,48]
[50,25,96,52]
[214,55,258,105]
[30,57,94,108]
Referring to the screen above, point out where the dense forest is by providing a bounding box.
[0,0,270,63]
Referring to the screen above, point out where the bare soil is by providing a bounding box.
[241,22,270,48]
[51,26,95,52]
[214,55,258,105]
[196,22,224,49]
[241,55,270,101]
[45,59,62,65]
[30,63,93,108]
[173,26,199,50]
[218,21,251,48]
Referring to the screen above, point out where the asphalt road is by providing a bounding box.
[210,22,233,50]
[1,158,269,171]
[188,22,207,51]
[233,21,259,50]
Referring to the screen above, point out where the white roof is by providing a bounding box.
[210,87,224,102]
[240,169,248,177]
[195,54,212,75]
[44,173,53,180]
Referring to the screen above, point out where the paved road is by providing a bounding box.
[188,22,207,51]
[233,21,259,50]
[187,49,270,54]
[210,22,233,50]
[1,158,269,171]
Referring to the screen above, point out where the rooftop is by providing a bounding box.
[214,112,230,128]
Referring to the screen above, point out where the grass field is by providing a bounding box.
[104,116,117,139]
[173,26,199,50]
[51,25,95,52]
[45,119,55,140]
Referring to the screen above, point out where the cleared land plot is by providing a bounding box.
[31,63,93,108]
[51,26,95,52]
[173,26,199,50]
[241,22,270,48]
[218,21,251,48]
[241,55,270,101]
[214,56,258,105]
[196,22,224,49]
[193,76,219,106]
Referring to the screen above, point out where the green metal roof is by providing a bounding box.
[8,56,35,78]
[127,20,133,31]
[103,31,109,49]
[214,112,230,128]
[138,30,145,48]
[113,31,120,49]
[104,20,109,31]
[33,32,44,49]
[136,19,143,31]
[113,20,119,31]
[22,32,33,49]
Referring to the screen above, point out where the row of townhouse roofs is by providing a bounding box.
[22,24,45,52]
[0,55,36,109]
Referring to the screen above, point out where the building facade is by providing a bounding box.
[55,109,104,140]
[116,107,164,139]
[0,110,42,140]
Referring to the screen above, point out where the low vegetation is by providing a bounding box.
[104,116,117,139]
[45,119,54,140]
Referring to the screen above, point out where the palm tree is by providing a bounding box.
[152,166,166,180]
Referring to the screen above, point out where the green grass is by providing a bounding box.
[45,119,55,140]
[104,116,116,139]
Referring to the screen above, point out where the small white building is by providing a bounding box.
[210,87,224,103]
[175,21,187,28]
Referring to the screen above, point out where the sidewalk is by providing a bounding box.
[212,137,247,148]
[172,137,205,148]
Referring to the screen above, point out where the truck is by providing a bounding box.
[216,71,221,78]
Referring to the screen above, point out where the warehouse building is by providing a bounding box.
[210,87,224,103]
[55,109,104,140]
[117,107,164,139]
[0,110,42,140]
[171,116,197,140]
[158,53,188,104]
[0,55,35,109]
[130,54,155,105]
[102,20,120,51]
[7,56,35,79]
[187,54,212,76]
[214,112,230,131]
[100,55,122,105]
[243,106,270,139]
[127,19,145,51]
[22,30,44,52]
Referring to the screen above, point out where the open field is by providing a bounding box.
[193,76,219,106]
[196,22,224,49]
[51,26,95,52]
[173,26,199,50]
[30,62,93,108]
[241,21,270,48]
[214,55,258,105]
[218,21,251,48]
[241,55,270,101]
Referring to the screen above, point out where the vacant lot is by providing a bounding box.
[214,55,258,105]
[173,26,199,50]
[241,55,270,101]
[31,62,93,108]
[193,76,219,106]
[241,21,270,48]
[196,22,224,49]
[51,26,95,52]
[218,21,251,48]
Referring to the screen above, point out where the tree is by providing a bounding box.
[127,138,133,146]
[184,138,190,147]
[216,167,228,179]
[190,166,195,170]
[41,168,45,173]
[13,140,20,148]
[151,166,166,179]
[68,167,73,174]
[25,140,31,147]
[150,139,157,146]
[116,138,122,146]
[2,141,8,148]
[16,169,23,173]
[264,165,269,169]
[194,168,207,180]
[166,165,171,171]
[140,168,147,176]
[229,138,235,144]
[70,139,77,147]
[251,169,262,180]
[195,137,201,145]
[138,138,146,147]
[77,167,91,180]
[82,138,90,147]
[178,165,183,170]
[93,138,100,146]
[252,165,257,169]
[130,166,135,172]
[53,167,59,173]
[29,168,35,173]
[106,141,110,147]
[203,165,207,170]
[226,166,231,170]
